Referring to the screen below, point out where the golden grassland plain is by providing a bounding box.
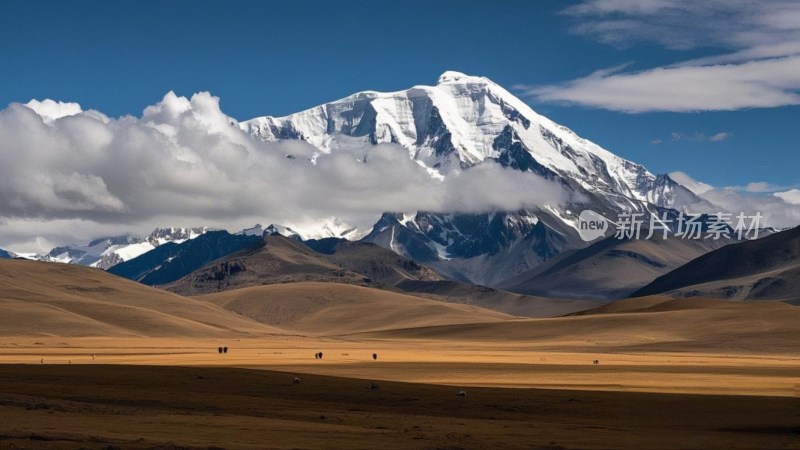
[1,363,798,450]
[1,259,799,448]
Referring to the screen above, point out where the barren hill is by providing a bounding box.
[632,226,800,302]
[196,282,512,335]
[0,259,279,337]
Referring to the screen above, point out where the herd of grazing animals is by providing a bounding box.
[36,345,603,399]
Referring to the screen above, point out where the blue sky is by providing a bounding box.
[2,0,798,189]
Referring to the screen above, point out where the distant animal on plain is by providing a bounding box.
[372,353,378,360]
[458,390,467,397]
[293,377,301,384]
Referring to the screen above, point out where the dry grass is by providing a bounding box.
[0,364,798,450]
[196,282,512,335]
[2,259,800,448]
[0,259,278,337]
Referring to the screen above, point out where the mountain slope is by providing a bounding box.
[501,236,733,299]
[0,259,279,337]
[360,210,581,285]
[17,227,212,270]
[364,296,800,355]
[304,237,594,316]
[162,235,589,317]
[196,282,512,336]
[304,237,441,285]
[164,235,446,296]
[631,226,800,302]
[242,71,708,285]
[242,71,693,205]
[163,236,372,296]
[108,231,262,286]
[34,235,142,267]
[393,279,600,317]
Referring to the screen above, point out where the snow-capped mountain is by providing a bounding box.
[241,71,706,285]
[269,219,367,241]
[238,224,268,237]
[237,221,365,241]
[95,227,212,268]
[27,235,143,268]
[9,72,713,286]
[238,223,302,239]
[242,71,698,208]
[145,227,210,246]
[93,239,154,269]
[18,227,212,270]
[108,230,262,286]
[0,247,16,259]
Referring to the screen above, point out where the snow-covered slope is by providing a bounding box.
[19,227,212,270]
[32,235,143,268]
[237,221,366,241]
[145,227,210,246]
[238,224,268,237]
[97,227,211,268]
[242,71,698,210]
[241,71,707,285]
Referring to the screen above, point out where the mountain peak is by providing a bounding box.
[437,70,486,85]
[146,226,210,246]
[242,72,700,221]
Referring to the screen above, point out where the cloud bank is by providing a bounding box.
[0,92,568,251]
[668,171,713,195]
[774,189,800,205]
[518,0,800,112]
[669,171,800,229]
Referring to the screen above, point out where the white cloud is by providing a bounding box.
[23,99,83,123]
[563,0,800,52]
[746,182,773,193]
[701,188,800,229]
[0,92,571,252]
[668,171,713,195]
[668,171,800,228]
[520,1,800,113]
[709,132,730,142]
[774,189,800,205]
[521,57,800,112]
[666,131,732,142]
